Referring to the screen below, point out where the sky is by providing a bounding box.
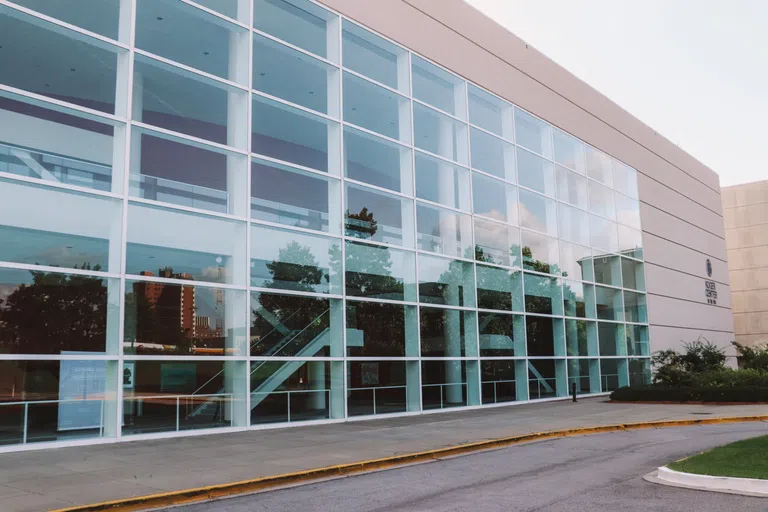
[464,0,768,187]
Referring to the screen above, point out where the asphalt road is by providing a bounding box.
[174,423,768,512]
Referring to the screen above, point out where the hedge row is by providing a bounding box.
[610,385,768,403]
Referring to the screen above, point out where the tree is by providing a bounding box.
[651,338,726,385]
[0,266,107,354]
[733,341,768,370]
[263,242,329,293]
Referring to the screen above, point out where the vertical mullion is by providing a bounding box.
[336,13,348,421]
[244,0,255,428]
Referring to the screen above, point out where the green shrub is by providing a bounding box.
[651,338,726,385]
[693,368,768,387]
[733,342,768,371]
[611,385,768,402]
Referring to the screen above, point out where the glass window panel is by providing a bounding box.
[126,203,246,285]
[524,273,563,316]
[252,94,336,172]
[563,280,592,318]
[519,189,557,237]
[615,192,641,230]
[250,225,341,294]
[595,286,623,321]
[585,146,613,187]
[344,127,412,194]
[0,268,118,354]
[193,0,243,21]
[250,292,341,356]
[468,84,513,139]
[411,55,466,119]
[470,128,515,182]
[413,103,468,164]
[347,361,416,416]
[251,157,340,234]
[251,360,341,423]
[0,9,119,113]
[420,307,476,357]
[558,203,590,247]
[345,241,416,301]
[418,254,475,307]
[123,360,244,435]
[136,0,247,83]
[482,360,521,404]
[476,264,523,312]
[474,218,521,268]
[478,312,525,357]
[593,254,623,287]
[621,258,646,291]
[559,241,594,282]
[590,215,619,254]
[347,301,417,357]
[553,129,585,174]
[130,129,246,215]
[343,72,410,142]
[614,160,639,199]
[517,148,555,196]
[345,184,414,248]
[600,358,627,391]
[342,20,407,92]
[629,358,651,386]
[514,109,552,159]
[0,360,115,446]
[0,94,119,192]
[0,179,122,272]
[565,320,597,357]
[528,359,566,399]
[125,281,246,356]
[416,203,472,259]
[422,360,477,410]
[253,0,337,61]
[598,323,623,357]
[414,152,471,211]
[568,359,599,394]
[12,0,120,40]
[588,180,616,219]
[472,173,518,225]
[135,55,246,147]
[624,291,648,323]
[618,225,643,260]
[627,325,650,357]
[254,33,337,115]
[521,230,559,275]
[526,316,564,357]
[556,166,588,209]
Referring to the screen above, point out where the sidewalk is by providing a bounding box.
[2,398,768,511]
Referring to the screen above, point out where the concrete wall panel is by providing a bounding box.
[723,203,768,229]
[724,225,768,249]
[641,204,727,261]
[727,246,768,271]
[646,294,733,333]
[642,233,729,286]
[645,264,731,309]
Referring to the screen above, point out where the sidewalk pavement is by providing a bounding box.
[2,398,768,512]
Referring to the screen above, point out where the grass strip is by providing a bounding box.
[669,435,768,479]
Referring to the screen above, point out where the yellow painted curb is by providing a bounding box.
[50,415,768,512]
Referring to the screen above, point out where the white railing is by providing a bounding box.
[250,388,330,422]
[0,398,106,444]
[123,393,234,431]
[348,385,407,415]
[130,174,229,213]
[422,382,467,409]
[528,377,557,400]
[601,373,620,391]
[481,379,517,404]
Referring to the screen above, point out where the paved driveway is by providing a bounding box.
[175,423,768,512]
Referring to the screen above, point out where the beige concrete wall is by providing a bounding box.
[318,0,734,355]
[723,180,768,348]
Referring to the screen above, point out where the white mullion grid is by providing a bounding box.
[416,247,474,266]
[0,0,129,51]
[470,166,516,189]
[412,97,464,125]
[250,286,343,301]
[251,152,339,179]
[127,355,249,362]
[343,235,415,253]
[0,84,125,124]
[131,121,249,156]
[251,27,338,68]
[343,121,411,149]
[406,51,424,413]
[251,87,339,123]
[115,0,138,443]
[463,78,482,404]
[341,67,409,100]
[413,145,466,169]
[179,0,251,30]
[250,218,342,239]
[0,354,118,361]
[245,0,255,427]
[134,48,248,93]
[345,177,413,201]
[336,12,349,421]
[128,273,247,291]
[416,196,470,216]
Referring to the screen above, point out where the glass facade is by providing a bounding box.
[0,0,649,450]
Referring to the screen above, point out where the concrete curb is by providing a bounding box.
[649,466,768,497]
[50,415,768,512]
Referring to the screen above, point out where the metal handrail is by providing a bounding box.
[481,379,517,404]
[422,382,467,409]
[0,397,107,444]
[348,385,408,415]
[250,388,331,422]
[527,377,557,399]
